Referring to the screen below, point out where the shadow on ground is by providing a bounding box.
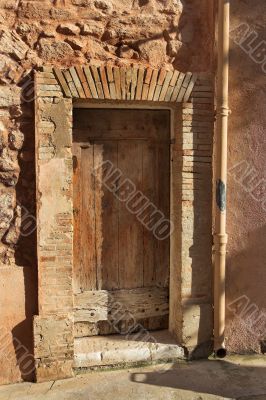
[130,359,266,399]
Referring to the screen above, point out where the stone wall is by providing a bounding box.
[0,0,214,266]
[0,0,215,385]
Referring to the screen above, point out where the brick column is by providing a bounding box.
[34,71,74,381]
[179,73,214,357]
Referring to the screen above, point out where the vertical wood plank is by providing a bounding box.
[118,141,144,289]
[142,141,156,287]
[98,141,120,290]
[73,144,97,291]
[81,145,97,290]
[93,142,103,290]
[155,137,170,287]
[73,143,82,293]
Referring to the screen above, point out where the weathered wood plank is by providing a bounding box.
[81,145,97,290]
[143,142,156,286]
[118,140,143,289]
[155,140,171,287]
[74,322,99,338]
[73,143,82,293]
[93,143,103,290]
[73,109,168,140]
[74,287,169,322]
[96,141,120,290]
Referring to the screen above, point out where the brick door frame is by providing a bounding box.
[34,64,214,382]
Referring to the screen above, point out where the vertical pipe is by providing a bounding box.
[214,0,230,357]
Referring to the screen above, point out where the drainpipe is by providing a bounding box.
[214,0,230,358]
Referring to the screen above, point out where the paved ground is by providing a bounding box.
[0,356,265,400]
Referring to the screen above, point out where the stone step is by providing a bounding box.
[74,330,185,369]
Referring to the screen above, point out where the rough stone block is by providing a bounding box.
[35,359,73,383]
[182,304,213,348]
[0,86,21,107]
[34,315,74,382]
[0,29,28,61]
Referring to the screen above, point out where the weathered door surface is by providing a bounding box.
[73,108,170,337]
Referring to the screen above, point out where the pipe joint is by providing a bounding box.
[214,233,228,245]
[216,105,231,117]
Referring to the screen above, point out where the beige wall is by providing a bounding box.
[226,0,266,353]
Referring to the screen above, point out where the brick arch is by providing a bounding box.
[44,64,198,102]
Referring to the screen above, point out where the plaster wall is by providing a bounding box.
[226,0,266,353]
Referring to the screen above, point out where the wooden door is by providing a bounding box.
[73,109,170,337]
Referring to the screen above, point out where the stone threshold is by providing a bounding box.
[74,330,185,370]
